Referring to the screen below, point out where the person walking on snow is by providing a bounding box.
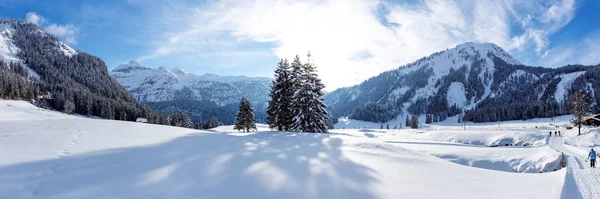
[555,131,558,136]
[589,149,597,168]
[549,131,552,137]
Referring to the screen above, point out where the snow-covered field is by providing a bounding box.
[2,100,600,198]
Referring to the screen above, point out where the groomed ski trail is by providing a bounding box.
[549,136,600,199]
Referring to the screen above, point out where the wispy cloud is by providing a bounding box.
[45,24,79,45]
[135,0,580,90]
[507,0,576,54]
[25,12,79,45]
[25,12,45,25]
[540,31,600,67]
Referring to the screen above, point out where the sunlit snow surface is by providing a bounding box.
[4,100,598,198]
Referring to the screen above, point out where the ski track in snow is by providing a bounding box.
[550,136,600,199]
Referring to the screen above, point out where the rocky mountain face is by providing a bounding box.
[110,61,272,124]
[325,42,600,123]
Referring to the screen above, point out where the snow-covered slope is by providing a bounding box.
[0,22,20,63]
[0,100,567,199]
[325,42,600,123]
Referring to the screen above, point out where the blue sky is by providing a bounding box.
[1,0,599,90]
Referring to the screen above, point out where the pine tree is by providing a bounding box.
[405,115,410,128]
[101,100,113,119]
[411,114,419,129]
[267,59,293,131]
[290,53,329,133]
[425,114,432,124]
[64,100,75,114]
[386,123,389,129]
[235,97,257,132]
[380,124,384,129]
[569,91,591,136]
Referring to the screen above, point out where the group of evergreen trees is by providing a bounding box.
[267,53,330,133]
[234,97,256,132]
[0,61,39,100]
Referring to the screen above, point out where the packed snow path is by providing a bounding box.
[549,136,600,199]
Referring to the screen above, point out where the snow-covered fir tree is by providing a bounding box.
[234,97,257,132]
[266,59,293,131]
[405,115,410,128]
[265,53,329,133]
[289,53,329,133]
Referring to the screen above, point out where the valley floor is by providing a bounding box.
[0,100,598,198]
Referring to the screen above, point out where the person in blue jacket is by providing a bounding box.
[589,149,597,168]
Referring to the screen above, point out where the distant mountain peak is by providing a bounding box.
[171,67,188,75]
[110,63,272,105]
[452,42,521,66]
[113,61,150,73]
[2,18,78,59]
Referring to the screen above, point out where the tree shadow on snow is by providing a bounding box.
[0,132,380,199]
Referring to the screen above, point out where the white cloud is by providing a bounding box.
[138,0,578,90]
[541,32,600,67]
[24,12,79,45]
[45,24,79,45]
[25,12,45,25]
[507,0,575,54]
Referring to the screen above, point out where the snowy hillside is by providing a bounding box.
[110,61,271,123]
[0,100,575,199]
[0,19,43,78]
[325,42,600,123]
[0,22,20,63]
[0,19,77,62]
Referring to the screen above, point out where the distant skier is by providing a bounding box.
[549,131,552,137]
[555,131,558,136]
[589,149,597,168]
[558,131,561,137]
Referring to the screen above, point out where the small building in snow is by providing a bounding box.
[136,118,148,123]
[584,114,600,127]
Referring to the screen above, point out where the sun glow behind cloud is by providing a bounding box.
[134,0,582,90]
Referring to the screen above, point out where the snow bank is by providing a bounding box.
[334,128,548,147]
[0,100,74,121]
[564,127,600,147]
[394,141,563,173]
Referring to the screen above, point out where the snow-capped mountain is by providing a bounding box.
[1,19,77,61]
[110,61,271,123]
[1,19,77,78]
[325,42,600,123]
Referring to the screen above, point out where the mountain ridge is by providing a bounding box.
[324,42,600,123]
[110,61,272,124]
